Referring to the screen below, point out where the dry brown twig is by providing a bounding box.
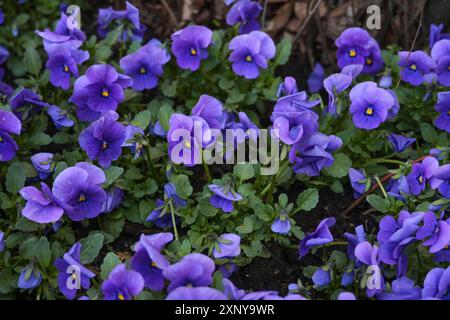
[294,0,323,42]
[161,0,179,28]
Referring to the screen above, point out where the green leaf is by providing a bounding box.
[104,166,124,188]
[29,132,52,146]
[95,46,112,61]
[131,110,152,130]
[172,174,193,199]
[325,153,352,178]
[366,194,390,213]
[100,252,121,280]
[421,123,438,144]
[6,162,26,194]
[161,80,178,97]
[80,233,105,264]
[158,103,173,131]
[296,189,319,211]
[23,47,42,75]
[278,193,288,208]
[236,217,253,234]
[233,163,255,181]
[274,38,292,66]
[20,236,51,268]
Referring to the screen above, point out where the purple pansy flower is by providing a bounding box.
[18,265,42,289]
[387,134,416,153]
[299,217,336,258]
[349,81,394,130]
[270,91,320,145]
[46,105,74,128]
[363,44,384,75]
[19,183,63,224]
[0,231,4,253]
[102,264,144,300]
[191,94,224,130]
[398,51,436,86]
[226,0,262,34]
[213,233,241,259]
[131,233,173,291]
[52,162,106,221]
[44,41,89,90]
[406,157,439,195]
[271,210,291,235]
[422,267,450,299]
[430,24,450,48]
[323,73,353,115]
[79,111,126,168]
[120,39,170,91]
[338,292,357,300]
[379,74,393,88]
[102,187,125,213]
[344,224,366,261]
[171,25,212,71]
[0,10,4,25]
[434,91,450,133]
[416,212,450,254]
[163,253,215,292]
[167,113,212,166]
[307,63,325,93]
[377,277,421,300]
[208,184,243,213]
[70,64,132,122]
[277,76,298,97]
[312,267,331,287]
[289,133,342,176]
[229,31,275,79]
[166,287,227,300]
[349,168,368,198]
[146,183,187,228]
[36,11,86,48]
[0,109,21,162]
[335,27,381,71]
[30,153,54,180]
[433,164,450,198]
[54,242,96,300]
[354,241,385,297]
[431,39,450,87]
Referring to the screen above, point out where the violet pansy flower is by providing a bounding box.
[416,211,450,254]
[387,134,416,153]
[146,183,187,228]
[79,111,126,168]
[54,242,96,300]
[226,0,262,34]
[213,233,241,259]
[433,164,450,198]
[166,287,227,300]
[120,39,170,91]
[434,91,450,133]
[349,168,368,198]
[19,182,64,224]
[430,39,450,87]
[299,217,336,258]
[191,94,224,130]
[398,51,436,86]
[30,152,54,180]
[70,64,133,122]
[46,105,74,128]
[102,187,125,213]
[171,25,213,71]
[271,210,291,235]
[163,253,215,292]
[277,76,298,97]
[229,31,275,79]
[208,184,243,213]
[52,162,106,221]
[0,232,4,253]
[323,73,353,115]
[18,265,42,289]
[377,277,421,300]
[406,156,439,195]
[102,264,144,300]
[289,133,342,177]
[307,63,325,93]
[430,24,450,48]
[0,109,21,162]
[349,81,395,130]
[131,233,173,291]
[422,267,450,299]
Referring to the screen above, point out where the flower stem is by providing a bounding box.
[168,200,179,242]
[203,161,212,183]
[375,176,388,199]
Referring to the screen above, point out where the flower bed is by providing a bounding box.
[0,1,449,301]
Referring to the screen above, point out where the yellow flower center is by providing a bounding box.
[79,195,86,202]
[410,64,417,71]
[418,176,423,184]
[0,136,3,142]
[102,89,109,97]
[349,49,357,57]
[63,65,70,73]
[365,107,374,116]
[447,110,450,116]
[151,261,157,268]
[190,48,197,56]
[118,293,125,300]
[448,65,450,71]
[139,67,146,74]
[245,55,252,62]
[366,58,373,65]
[184,140,191,148]
[102,141,108,150]
[71,272,77,280]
